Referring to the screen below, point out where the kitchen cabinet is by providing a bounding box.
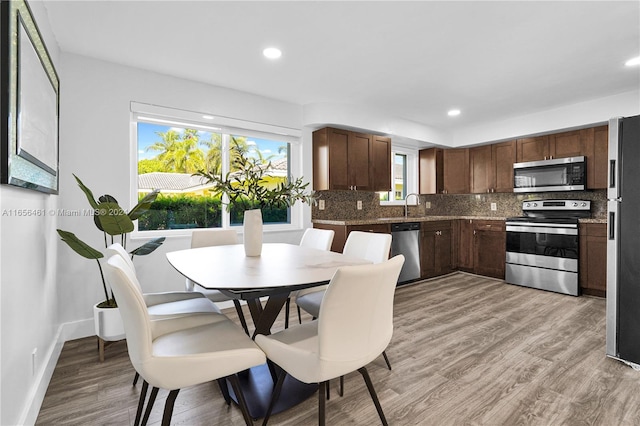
[516,135,551,163]
[443,148,470,194]
[549,130,585,159]
[313,127,380,192]
[418,148,444,194]
[371,135,392,192]
[421,221,453,278]
[456,219,506,279]
[312,223,390,253]
[584,125,608,189]
[580,223,607,297]
[473,220,506,279]
[469,141,516,193]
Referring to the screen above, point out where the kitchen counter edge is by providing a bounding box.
[312,217,607,226]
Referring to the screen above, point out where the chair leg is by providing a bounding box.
[233,299,250,336]
[133,372,140,386]
[318,381,327,426]
[262,370,287,426]
[284,298,290,329]
[141,386,159,426]
[339,376,344,397]
[217,378,231,405]
[228,374,253,426]
[326,379,330,400]
[382,351,392,370]
[358,367,388,426]
[134,380,148,426]
[161,389,180,426]
[297,305,303,324]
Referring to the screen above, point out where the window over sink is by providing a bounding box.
[379,147,417,205]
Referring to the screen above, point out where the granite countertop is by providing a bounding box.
[312,216,607,226]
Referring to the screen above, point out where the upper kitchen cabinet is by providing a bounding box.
[469,141,516,193]
[443,148,470,194]
[371,135,392,192]
[313,127,390,192]
[418,148,444,194]
[584,125,608,189]
[516,135,551,162]
[549,129,585,159]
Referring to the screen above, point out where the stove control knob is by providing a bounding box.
[533,203,538,207]
[581,202,587,207]
[525,203,530,208]
[573,202,578,207]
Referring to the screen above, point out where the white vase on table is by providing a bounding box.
[243,208,263,256]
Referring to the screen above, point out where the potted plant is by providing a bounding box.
[196,139,315,256]
[57,175,165,343]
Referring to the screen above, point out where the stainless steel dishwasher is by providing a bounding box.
[390,222,421,285]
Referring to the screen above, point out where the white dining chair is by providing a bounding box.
[295,231,394,370]
[104,254,266,426]
[256,255,404,426]
[185,228,250,335]
[284,228,335,328]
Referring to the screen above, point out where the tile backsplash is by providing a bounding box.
[312,189,607,220]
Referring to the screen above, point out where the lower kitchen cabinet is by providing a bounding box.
[421,221,454,278]
[313,223,390,253]
[580,223,607,297]
[457,219,506,279]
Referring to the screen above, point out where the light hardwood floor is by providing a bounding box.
[36,273,640,425]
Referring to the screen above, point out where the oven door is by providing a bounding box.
[505,221,579,295]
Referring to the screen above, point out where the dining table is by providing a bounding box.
[166,242,371,418]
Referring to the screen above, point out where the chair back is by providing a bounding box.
[318,255,404,363]
[104,255,154,367]
[187,229,238,291]
[343,231,392,264]
[299,228,334,251]
[191,229,238,249]
[105,243,141,292]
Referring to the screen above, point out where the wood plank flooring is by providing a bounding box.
[36,272,640,425]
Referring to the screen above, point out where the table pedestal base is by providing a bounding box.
[228,364,317,419]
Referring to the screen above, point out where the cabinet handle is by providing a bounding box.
[473,230,476,235]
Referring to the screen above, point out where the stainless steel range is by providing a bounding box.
[505,199,591,296]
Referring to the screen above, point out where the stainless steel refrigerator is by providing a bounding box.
[606,114,640,367]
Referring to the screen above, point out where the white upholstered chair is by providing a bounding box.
[185,228,250,335]
[256,255,405,426]
[295,231,394,370]
[104,254,266,426]
[285,228,335,328]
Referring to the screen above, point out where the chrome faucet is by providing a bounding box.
[404,193,420,218]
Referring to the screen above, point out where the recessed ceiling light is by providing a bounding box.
[448,109,461,117]
[625,56,640,67]
[263,47,282,59]
[202,115,214,120]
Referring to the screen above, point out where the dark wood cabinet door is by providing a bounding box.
[437,227,453,275]
[580,223,607,297]
[419,148,444,194]
[549,130,585,159]
[517,136,550,163]
[372,135,392,192]
[443,148,469,194]
[473,221,506,279]
[421,221,453,278]
[470,145,493,194]
[313,128,350,191]
[349,132,373,191]
[457,219,474,271]
[492,140,516,192]
[420,228,438,278]
[586,125,609,189]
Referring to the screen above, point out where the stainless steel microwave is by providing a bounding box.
[513,156,586,193]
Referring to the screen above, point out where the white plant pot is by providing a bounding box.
[93,303,125,341]
[243,208,263,257]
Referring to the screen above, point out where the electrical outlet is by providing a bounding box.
[425,201,431,209]
[318,200,325,210]
[357,200,363,210]
[491,202,497,211]
[31,348,37,376]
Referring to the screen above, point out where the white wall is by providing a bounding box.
[0,2,62,425]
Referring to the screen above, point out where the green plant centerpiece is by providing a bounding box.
[196,139,315,212]
[195,139,315,255]
[57,175,165,308]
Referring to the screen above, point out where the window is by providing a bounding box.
[132,104,303,234]
[379,148,418,205]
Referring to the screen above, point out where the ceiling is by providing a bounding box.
[42,1,640,132]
